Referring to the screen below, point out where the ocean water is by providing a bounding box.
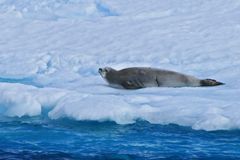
[1,117,240,160]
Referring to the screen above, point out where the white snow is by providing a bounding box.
[0,0,240,131]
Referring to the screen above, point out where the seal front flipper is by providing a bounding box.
[121,80,144,89]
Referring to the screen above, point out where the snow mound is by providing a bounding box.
[0,83,66,117]
[1,82,240,131]
[49,94,138,124]
[0,0,118,20]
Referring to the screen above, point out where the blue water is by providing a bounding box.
[0,117,240,160]
[0,77,43,88]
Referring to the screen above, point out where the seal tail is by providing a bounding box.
[200,79,225,86]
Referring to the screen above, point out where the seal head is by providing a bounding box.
[98,67,119,84]
[98,67,114,78]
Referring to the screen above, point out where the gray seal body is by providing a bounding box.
[98,67,224,89]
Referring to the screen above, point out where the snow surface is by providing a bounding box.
[0,0,240,131]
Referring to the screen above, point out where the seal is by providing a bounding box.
[98,67,224,89]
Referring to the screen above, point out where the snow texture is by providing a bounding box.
[0,0,240,131]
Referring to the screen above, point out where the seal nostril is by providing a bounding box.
[99,68,103,73]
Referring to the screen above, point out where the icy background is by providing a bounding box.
[0,0,240,131]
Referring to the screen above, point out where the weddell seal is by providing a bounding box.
[98,67,224,89]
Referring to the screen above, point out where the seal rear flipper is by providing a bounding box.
[121,80,143,89]
[200,79,225,86]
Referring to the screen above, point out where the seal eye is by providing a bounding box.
[105,67,112,72]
